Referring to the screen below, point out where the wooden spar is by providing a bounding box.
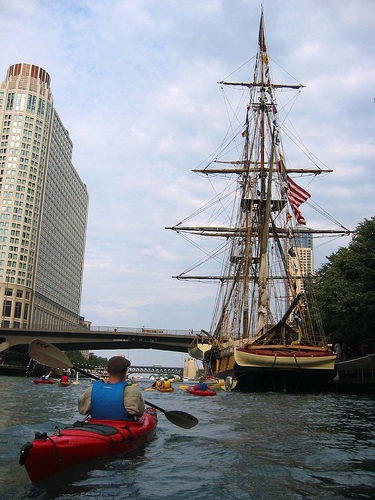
[173,275,312,281]
[218,81,304,90]
[165,226,351,236]
[193,166,333,174]
[259,294,301,338]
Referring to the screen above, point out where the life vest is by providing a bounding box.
[91,380,132,420]
[163,379,171,389]
[61,374,69,382]
[197,382,208,391]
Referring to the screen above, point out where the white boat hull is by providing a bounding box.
[235,346,336,371]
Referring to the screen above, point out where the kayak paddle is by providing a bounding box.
[28,338,198,429]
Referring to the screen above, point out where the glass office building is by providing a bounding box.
[0,63,89,329]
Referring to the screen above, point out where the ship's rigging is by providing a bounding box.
[166,10,350,391]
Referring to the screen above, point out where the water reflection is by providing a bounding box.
[0,377,374,499]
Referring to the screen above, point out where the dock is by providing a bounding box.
[335,354,375,392]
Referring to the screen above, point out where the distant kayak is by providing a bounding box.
[33,379,56,385]
[20,408,158,483]
[202,376,225,388]
[187,387,216,397]
[58,381,72,387]
[157,387,174,393]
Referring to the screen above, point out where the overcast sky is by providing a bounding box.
[1,0,374,367]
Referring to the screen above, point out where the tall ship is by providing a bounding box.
[167,11,350,392]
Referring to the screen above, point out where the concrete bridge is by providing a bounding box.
[0,325,198,354]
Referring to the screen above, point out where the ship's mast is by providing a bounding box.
[241,103,251,339]
[255,11,272,335]
[166,10,351,346]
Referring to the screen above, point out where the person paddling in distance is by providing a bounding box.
[40,370,52,380]
[151,377,162,389]
[194,377,209,391]
[78,356,144,421]
[161,378,172,390]
[60,371,70,383]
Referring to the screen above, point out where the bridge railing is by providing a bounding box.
[90,326,197,336]
[1,324,198,336]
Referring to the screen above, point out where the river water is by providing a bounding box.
[0,376,374,499]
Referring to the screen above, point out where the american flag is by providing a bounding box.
[278,154,311,225]
[286,176,311,225]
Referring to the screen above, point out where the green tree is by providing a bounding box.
[65,351,108,369]
[313,217,375,349]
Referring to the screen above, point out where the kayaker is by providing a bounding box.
[60,372,70,383]
[78,356,145,421]
[40,370,51,380]
[162,378,172,390]
[151,377,162,389]
[194,377,209,391]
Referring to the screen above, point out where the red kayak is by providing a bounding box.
[20,408,157,482]
[187,387,216,397]
[33,379,56,385]
[58,381,72,387]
